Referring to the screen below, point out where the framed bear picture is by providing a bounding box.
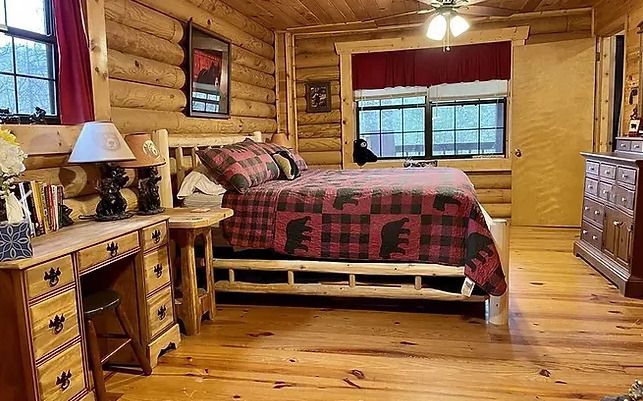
[305,81,332,113]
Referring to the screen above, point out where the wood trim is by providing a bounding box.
[285,32,298,147]
[8,124,81,155]
[85,0,112,120]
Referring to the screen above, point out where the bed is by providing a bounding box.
[153,130,510,325]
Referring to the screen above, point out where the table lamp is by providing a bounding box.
[68,121,136,221]
[120,132,166,215]
[268,130,291,148]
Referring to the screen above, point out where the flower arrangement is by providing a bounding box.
[0,127,27,222]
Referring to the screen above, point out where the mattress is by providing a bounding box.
[222,168,506,296]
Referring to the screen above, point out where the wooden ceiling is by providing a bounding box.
[220,0,597,30]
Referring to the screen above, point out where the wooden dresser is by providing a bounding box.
[574,151,643,297]
[0,215,180,401]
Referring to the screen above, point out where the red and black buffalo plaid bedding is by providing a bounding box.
[221,168,507,296]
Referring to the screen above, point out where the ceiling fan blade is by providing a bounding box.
[459,5,516,16]
[459,0,490,5]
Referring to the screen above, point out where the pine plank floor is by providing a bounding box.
[107,227,643,400]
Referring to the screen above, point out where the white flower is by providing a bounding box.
[0,141,26,176]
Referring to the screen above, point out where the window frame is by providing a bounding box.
[355,95,507,160]
[0,0,60,124]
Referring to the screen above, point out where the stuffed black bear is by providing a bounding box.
[353,138,378,166]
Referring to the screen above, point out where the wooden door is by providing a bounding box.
[616,213,633,267]
[603,207,619,258]
[512,38,596,226]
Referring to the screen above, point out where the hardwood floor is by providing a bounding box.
[107,227,643,400]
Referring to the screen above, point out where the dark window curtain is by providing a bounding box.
[352,42,512,90]
[53,0,95,124]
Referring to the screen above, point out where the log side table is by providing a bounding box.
[165,207,234,335]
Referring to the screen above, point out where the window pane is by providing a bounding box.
[381,109,401,132]
[433,130,455,156]
[15,38,53,78]
[403,108,424,132]
[16,76,55,114]
[6,0,47,34]
[403,96,425,105]
[359,110,380,133]
[432,105,454,130]
[481,128,504,154]
[0,74,17,112]
[455,103,479,129]
[403,132,425,156]
[0,34,14,74]
[380,133,398,157]
[358,99,380,107]
[456,130,479,155]
[381,98,402,106]
[480,102,504,128]
[362,134,381,157]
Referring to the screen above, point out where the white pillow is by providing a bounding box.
[177,165,227,199]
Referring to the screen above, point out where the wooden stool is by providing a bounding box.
[83,290,152,401]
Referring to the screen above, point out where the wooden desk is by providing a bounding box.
[165,208,233,335]
[0,215,181,401]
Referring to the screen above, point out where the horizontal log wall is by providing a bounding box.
[106,0,276,137]
[292,10,592,218]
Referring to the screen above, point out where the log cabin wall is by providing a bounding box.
[105,0,277,138]
[593,0,643,134]
[290,9,593,219]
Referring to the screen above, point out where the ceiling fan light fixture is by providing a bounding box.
[450,14,469,37]
[426,13,447,40]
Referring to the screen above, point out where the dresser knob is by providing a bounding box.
[584,206,590,211]
[43,267,61,287]
[622,197,627,203]
[157,305,167,321]
[154,264,163,278]
[594,210,600,215]
[106,242,119,257]
[605,170,611,175]
[152,229,161,244]
[592,235,598,240]
[55,370,72,391]
[613,221,623,227]
[48,314,66,335]
[582,230,588,235]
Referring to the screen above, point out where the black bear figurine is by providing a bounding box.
[353,138,378,166]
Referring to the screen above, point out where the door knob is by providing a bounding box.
[514,148,522,158]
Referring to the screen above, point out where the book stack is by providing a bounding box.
[10,181,65,237]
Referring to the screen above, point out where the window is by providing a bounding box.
[0,0,58,120]
[356,81,507,159]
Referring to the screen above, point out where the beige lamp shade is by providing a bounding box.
[119,132,166,168]
[68,121,136,164]
[270,131,291,148]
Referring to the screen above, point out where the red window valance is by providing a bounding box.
[351,41,512,91]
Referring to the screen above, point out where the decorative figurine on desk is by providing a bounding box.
[120,132,166,215]
[353,138,378,167]
[602,379,643,401]
[29,107,47,125]
[68,121,136,221]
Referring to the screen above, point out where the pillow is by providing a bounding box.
[177,165,226,199]
[272,151,300,180]
[196,139,280,193]
[257,142,308,171]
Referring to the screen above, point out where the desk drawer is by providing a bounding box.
[143,247,171,295]
[585,177,598,197]
[631,140,643,153]
[583,197,604,227]
[147,286,174,339]
[142,222,168,251]
[581,221,602,250]
[29,288,80,361]
[617,140,631,152]
[598,181,614,202]
[600,163,616,180]
[586,160,599,176]
[26,255,74,300]
[614,185,636,211]
[36,342,86,401]
[78,232,139,272]
[617,166,637,186]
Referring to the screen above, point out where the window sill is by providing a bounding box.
[344,157,511,172]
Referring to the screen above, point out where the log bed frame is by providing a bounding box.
[153,129,510,325]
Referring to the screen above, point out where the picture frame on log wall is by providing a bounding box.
[187,20,231,119]
[305,81,332,113]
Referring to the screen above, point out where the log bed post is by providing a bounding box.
[487,218,510,325]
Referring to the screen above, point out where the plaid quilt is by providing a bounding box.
[222,168,507,296]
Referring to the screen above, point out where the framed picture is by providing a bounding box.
[305,81,332,113]
[629,118,641,135]
[187,20,231,119]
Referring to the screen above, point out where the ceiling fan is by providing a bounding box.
[416,0,491,43]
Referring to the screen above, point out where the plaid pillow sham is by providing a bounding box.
[257,142,309,171]
[196,139,280,193]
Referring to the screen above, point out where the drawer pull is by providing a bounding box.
[43,267,62,287]
[622,174,629,179]
[55,370,72,391]
[152,229,162,244]
[605,170,611,175]
[622,197,628,203]
[157,305,167,321]
[154,264,163,278]
[106,242,119,257]
[582,230,588,235]
[602,189,608,194]
[588,185,594,190]
[584,206,590,211]
[48,314,66,334]
[594,210,600,216]
[592,235,598,240]
[613,221,623,227]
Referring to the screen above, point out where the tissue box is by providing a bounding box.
[0,220,33,262]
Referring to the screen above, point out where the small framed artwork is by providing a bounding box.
[305,81,332,113]
[629,118,641,135]
[187,20,231,119]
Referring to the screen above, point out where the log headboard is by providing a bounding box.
[154,130,263,208]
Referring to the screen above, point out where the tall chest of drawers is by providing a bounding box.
[574,152,643,297]
[0,215,181,401]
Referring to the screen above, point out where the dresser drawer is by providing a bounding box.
[141,222,168,251]
[631,140,643,153]
[598,181,614,202]
[583,197,604,227]
[584,177,598,197]
[581,221,602,250]
[36,342,86,401]
[600,163,616,180]
[78,232,139,272]
[616,140,631,152]
[143,247,171,295]
[147,286,174,339]
[616,166,637,186]
[614,185,636,211]
[26,255,74,300]
[586,160,599,176]
[29,288,80,361]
